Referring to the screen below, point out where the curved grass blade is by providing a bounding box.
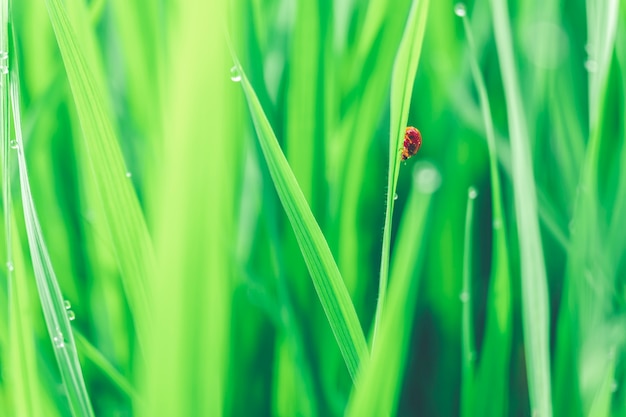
[489,1,552,414]
[234,62,368,382]
[374,0,429,348]
[9,49,94,417]
[43,0,153,343]
[346,162,439,416]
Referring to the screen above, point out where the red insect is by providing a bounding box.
[401,126,422,161]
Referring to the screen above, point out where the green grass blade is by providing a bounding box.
[489,1,552,415]
[461,9,513,416]
[43,0,153,343]
[460,186,477,417]
[10,52,94,417]
[346,162,439,416]
[235,62,368,382]
[374,0,430,348]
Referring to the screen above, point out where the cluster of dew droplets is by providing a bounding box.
[64,299,76,321]
[230,65,242,82]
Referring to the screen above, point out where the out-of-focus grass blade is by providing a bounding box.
[489,1,552,415]
[235,62,368,381]
[345,162,439,416]
[461,10,512,416]
[460,186,477,417]
[43,0,153,342]
[10,51,94,417]
[374,0,429,348]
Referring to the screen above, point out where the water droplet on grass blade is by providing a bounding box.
[67,310,76,321]
[393,193,398,200]
[64,300,71,310]
[10,139,18,149]
[6,261,13,271]
[454,3,467,17]
[53,332,66,348]
[468,187,478,199]
[125,171,132,178]
[230,66,242,82]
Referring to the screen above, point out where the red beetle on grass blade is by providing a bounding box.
[401,126,422,161]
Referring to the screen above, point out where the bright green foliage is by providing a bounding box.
[1,0,625,416]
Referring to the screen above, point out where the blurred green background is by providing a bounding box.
[1,0,625,416]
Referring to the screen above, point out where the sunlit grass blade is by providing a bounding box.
[489,0,552,414]
[461,10,512,416]
[43,0,153,343]
[346,162,439,416]
[235,62,368,381]
[9,51,94,417]
[460,186,477,417]
[374,0,429,348]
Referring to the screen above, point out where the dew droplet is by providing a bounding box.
[125,171,132,178]
[53,332,65,348]
[67,310,76,321]
[584,59,598,72]
[454,3,467,17]
[493,218,503,229]
[459,292,470,303]
[230,66,242,82]
[9,139,18,149]
[0,51,8,60]
[6,261,14,271]
[64,300,71,310]
[468,187,478,199]
[393,193,398,200]
[0,66,8,75]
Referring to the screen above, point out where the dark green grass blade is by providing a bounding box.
[235,62,368,381]
[489,1,553,414]
[374,0,429,348]
[346,162,439,416]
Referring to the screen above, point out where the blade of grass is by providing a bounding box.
[234,61,368,382]
[374,0,429,349]
[43,0,154,345]
[460,186,477,417]
[345,162,439,416]
[489,0,552,415]
[461,10,513,416]
[9,44,94,417]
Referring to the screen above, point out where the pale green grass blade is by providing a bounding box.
[10,52,94,417]
[586,358,615,417]
[374,0,429,348]
[461,10,512,416]
[142,3,235,415]
[43,0,153,342]
[346,162,439,416]
[489,1,552,415]
[460,186,477,417]
[235,63,368,381]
